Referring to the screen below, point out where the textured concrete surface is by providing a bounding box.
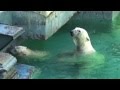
[0,11,116,40]
[11,11,76,40]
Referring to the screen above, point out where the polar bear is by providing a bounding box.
[10,46,49,59]
[10,46,32,56]
[58,27,104,70]
[57,27,96,59]
[70,27,96,55]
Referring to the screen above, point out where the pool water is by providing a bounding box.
[18,13,120,79]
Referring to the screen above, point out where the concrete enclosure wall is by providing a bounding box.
[77,11,112,23]
[45,11,76,39]
[0,11,118,40]
[0,11,12,25]
[11,11,76,40]
[11,11,46,39]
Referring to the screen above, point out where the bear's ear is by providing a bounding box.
[86,37,90,41]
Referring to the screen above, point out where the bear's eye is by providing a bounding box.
[86,37,89,41]
[78,30,81,33]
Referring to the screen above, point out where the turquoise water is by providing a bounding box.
[18,13,120,79]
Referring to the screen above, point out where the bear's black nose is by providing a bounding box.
[70,31,73,36]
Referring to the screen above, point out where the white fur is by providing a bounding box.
[11,46,48,58]
[14,46,31,56]
[71,27,96,55]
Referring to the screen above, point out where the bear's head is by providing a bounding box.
[10,46,30,56]
[70,27,95,54]
[70,27,90,46]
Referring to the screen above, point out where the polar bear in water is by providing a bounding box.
[10,46,49,59]
[70,27,96,55]
[58,27,104,69]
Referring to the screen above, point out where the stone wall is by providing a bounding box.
[0,11,118,40]
[0,11,12,25]
[11,11,76,40]
[11,11,46,39]
[76,11,112,23]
